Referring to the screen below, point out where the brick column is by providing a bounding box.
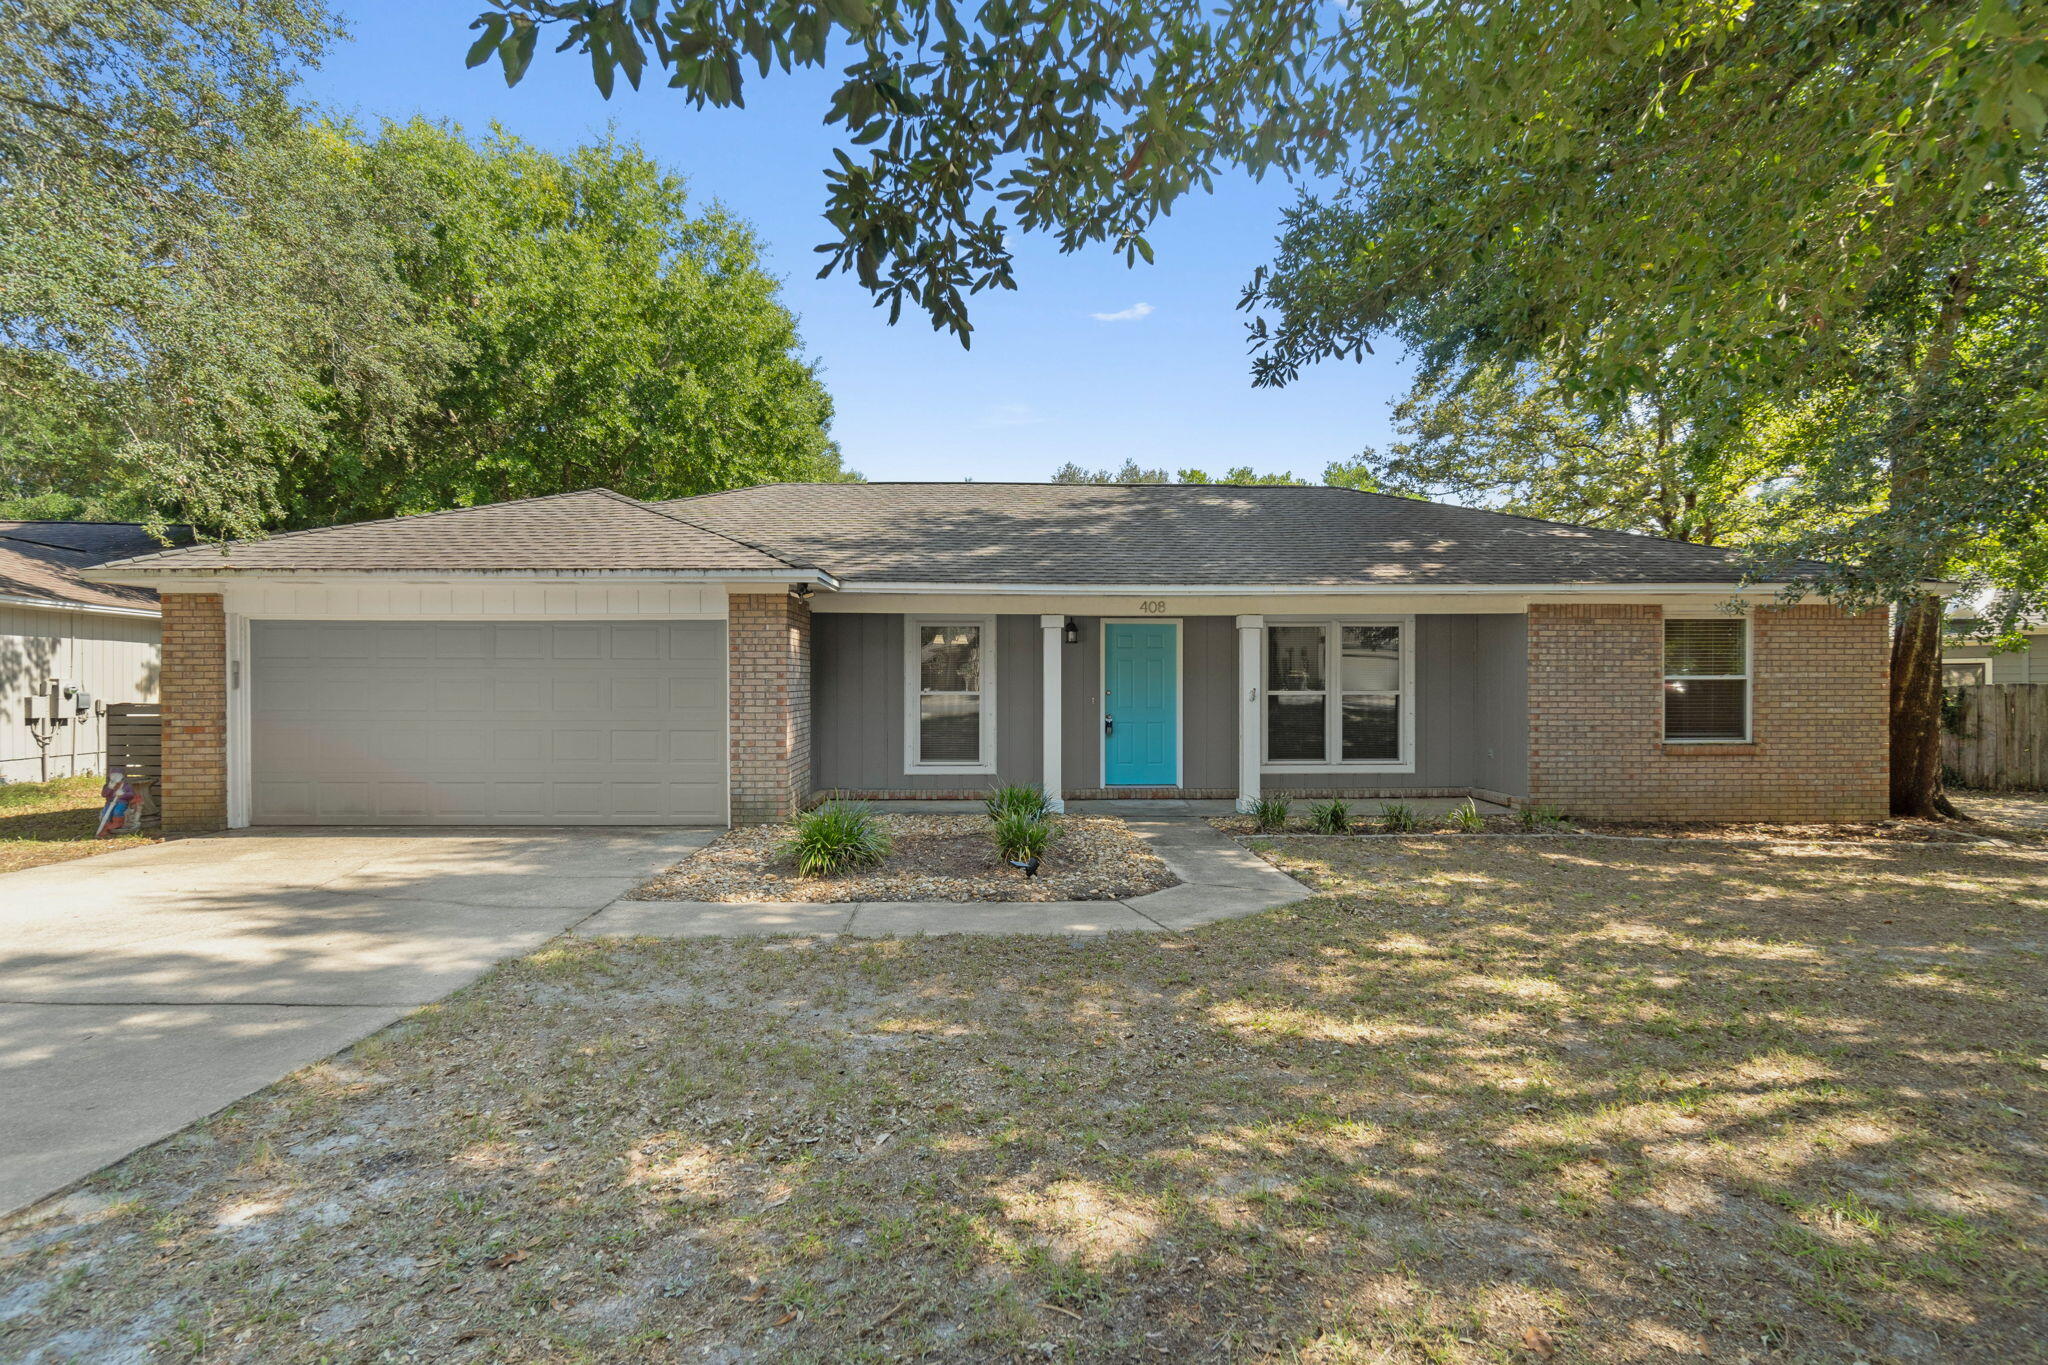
[728,591,812,823]
[160,592,228,832]
[1527,602,1888,821]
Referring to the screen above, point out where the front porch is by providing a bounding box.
[809,609,1530,813]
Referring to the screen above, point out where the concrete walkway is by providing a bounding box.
[0,827,716,1217]
[578,809,1312,938]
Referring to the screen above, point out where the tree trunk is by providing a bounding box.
[1889,594,1957,819]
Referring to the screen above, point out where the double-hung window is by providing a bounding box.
[1663,617,1750,742]
[1263,619,1411,768]
[905,617,996,772]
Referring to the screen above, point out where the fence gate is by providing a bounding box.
[103,702,162,827]
[1943,684,2048,790]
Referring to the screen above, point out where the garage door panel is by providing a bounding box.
[251,620,725,825]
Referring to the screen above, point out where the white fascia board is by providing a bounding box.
[0,592,160,619]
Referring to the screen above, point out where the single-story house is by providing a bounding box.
[1,522,167,783]
[85,483,1890,831]
[1942,619,2046,686]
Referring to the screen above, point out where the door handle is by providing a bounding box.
[1104,715,1114,736]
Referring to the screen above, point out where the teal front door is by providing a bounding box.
[1103,622,1178,786]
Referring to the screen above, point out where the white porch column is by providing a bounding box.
[1235,615,1263,813]
[1039,615,1066,811]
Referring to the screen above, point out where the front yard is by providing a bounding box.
[0,774,157,875]
[4,833,2045,1362]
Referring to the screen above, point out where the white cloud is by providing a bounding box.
[1089,302,1156,323]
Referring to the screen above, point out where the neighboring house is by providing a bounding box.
[1941,620,2047,686]
[87,484,1892,831]
[1,522,168,784]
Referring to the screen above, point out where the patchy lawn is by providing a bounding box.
[4,837,2045,1363]
[0,773,157,875]
[633,814,1176,903]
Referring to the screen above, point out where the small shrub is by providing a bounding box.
[984,782,1054,822]
[1249,795,1291,833]
[783,802,891,878]
[1378,801,1420,833]
[992,809,1057,863]
[1443,798,1486,832]
[1307,798,1349,834]
[1519,802,1569,830]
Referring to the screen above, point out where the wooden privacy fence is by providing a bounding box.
[1943,684,2048,790]
[104,701,162,827]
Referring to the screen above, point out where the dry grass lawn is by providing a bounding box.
[0,773,157,875]
[3,835,2045,1363]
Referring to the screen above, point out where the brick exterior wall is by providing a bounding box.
[1527,602,1889,821]
[728,592,812,823]
[160,592,228,833]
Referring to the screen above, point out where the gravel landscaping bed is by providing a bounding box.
[632,813,1178,902]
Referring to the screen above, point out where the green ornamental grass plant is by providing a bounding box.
[1378,801,1420,833]
[1249,795,1291,833]
[991,808,1057,863]
[1308,797,1349,834]
[984,783,1054,822]
[1444,798,1486,832]
[784,801,892,878]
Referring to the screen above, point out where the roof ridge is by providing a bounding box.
[603,492,811,573]
[1318,484,1776,562]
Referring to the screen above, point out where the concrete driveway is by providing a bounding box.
[0,827,715,1217]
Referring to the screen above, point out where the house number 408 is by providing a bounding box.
[1138,600,1168,614]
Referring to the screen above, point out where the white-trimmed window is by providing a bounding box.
[1263,618,1412,769]
[1663,617,1750,742]
[905,616,996,772]
[1943,659,1989,687]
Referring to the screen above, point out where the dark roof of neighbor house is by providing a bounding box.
[92,482,1821,587]
[0,522,179,612]
[658,483,1821,587]
[96,489,802,576]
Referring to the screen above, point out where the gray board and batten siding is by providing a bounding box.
[810,613,1528,797]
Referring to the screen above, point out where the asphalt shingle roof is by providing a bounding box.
[92,483,1820,587]
[98,489,800,575]
[0,523,174,612]
[658,483,1818,586]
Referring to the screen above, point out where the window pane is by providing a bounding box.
[1664,679,1747,740]
[1340,625,1401,692]
[919,624,980,692]
[1267,694,1326,761]
[1342,695,1400,761]
[1942,662,1987,687]
[1664,619,1745,676]
[920,693,982,762]
[1267,625,1325,692]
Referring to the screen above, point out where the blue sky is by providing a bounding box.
[300,3,1416,483]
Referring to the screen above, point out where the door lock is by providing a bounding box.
[1104,715,1114,736]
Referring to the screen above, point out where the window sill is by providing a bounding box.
[1262,763,1416,775]
[904,764,998,777]
[1661,742,1757,757]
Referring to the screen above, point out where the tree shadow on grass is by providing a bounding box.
[3,837,2045,1363]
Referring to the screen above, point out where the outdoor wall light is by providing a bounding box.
[1063,618,1079,645]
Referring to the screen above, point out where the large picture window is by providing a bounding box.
[1264,619,1411,768]
[905,617,996,771]
[1663,617,1749,741]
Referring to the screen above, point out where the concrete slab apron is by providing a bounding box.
[577,813,1311,939]
[0,827,719,1217]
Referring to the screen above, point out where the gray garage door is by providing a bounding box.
[250,620,726,825]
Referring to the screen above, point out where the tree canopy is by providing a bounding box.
[1050,460,1306,486]
[2,3,851,539]
[467,0,2048,358]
